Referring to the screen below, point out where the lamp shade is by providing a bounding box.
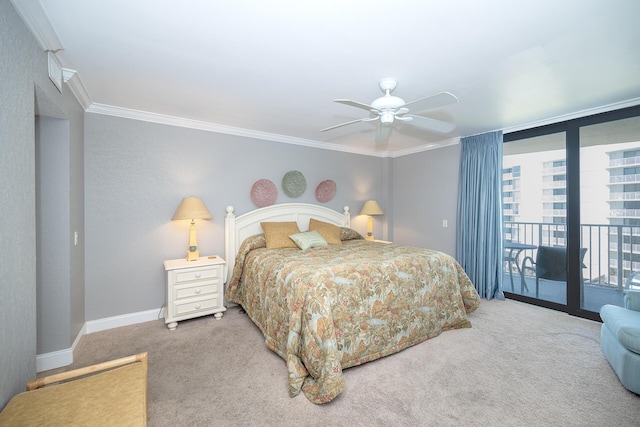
[360,200,384,216]
[172,197,212,221]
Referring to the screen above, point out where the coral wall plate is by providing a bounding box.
[315,180,336,203]
[251,179,277,207]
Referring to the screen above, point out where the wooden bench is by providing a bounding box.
[0,352,148,426]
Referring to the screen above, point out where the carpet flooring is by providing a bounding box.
[54,299,640,426]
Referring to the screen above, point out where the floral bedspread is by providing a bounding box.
[226,234,480,404]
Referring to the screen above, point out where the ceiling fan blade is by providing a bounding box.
[405,115,455,133]
[334,99,378,112]
[320,117,378,132]
[375,125,392,143]
[403,92,458,113]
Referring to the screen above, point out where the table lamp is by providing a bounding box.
[360,200,384,241]
[172,196,212,261]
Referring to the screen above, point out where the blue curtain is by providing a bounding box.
[456,131,504,300]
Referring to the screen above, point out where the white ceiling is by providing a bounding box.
[13,0,640,157]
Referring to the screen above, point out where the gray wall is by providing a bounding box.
[84,114,387,320]
[1,0,85,407]
[392,144,461,256]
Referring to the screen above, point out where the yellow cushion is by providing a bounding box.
[308,218,342,245]
[261,221,300,249]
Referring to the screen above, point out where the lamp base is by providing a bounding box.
[365,216,375,241]
[186,220,200,261]
[186,249,200,261]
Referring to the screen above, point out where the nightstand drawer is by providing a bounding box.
[173,280,219,300]
[172,295,220,317]
[174,266,220,284]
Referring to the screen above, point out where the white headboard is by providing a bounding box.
[224,203,351,282]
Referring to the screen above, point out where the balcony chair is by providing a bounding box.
[600,289,640,395]
[520,246,587,298]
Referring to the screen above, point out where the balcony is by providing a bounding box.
[608,191,640,201]
[541,194,567,202]
[504,221,634,312]
[542,181,567,188]
[502,271,625,312]
[609,173,640,185]
[609,209,640,218]
[542,165,566,175]
[608,155,640,168]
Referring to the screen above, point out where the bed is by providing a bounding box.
[224,203,480,404]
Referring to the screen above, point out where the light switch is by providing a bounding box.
[442,220,448,228]
[74,231,79,246]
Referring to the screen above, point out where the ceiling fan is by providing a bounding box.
[321,78,458,143]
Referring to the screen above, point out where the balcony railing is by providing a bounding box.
[504,221,640,291]
[608,191,640,201]
[609,209,640,218]
[609,155,640,168]
[609,173,640,184]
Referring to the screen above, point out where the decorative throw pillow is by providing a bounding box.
[340,227,364,241]
[289,230,328,250]
[261,222,300,249]
[308,218,342,245]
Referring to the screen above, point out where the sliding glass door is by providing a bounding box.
[579,115,640,313]
[503,105,640,320]
[503,132,568,305]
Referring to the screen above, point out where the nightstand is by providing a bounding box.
[163,255,226,330]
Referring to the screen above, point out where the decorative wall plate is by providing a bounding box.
[251,179,277,207]
[315,180,336,203]
[282,170,306,197]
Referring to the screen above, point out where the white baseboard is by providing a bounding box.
[36,322,87,372]
[85,307,163,334]
[36,307,164,372]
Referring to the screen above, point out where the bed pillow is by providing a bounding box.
[260,221,300,249]
[308,218,342,245]
[289,230,328,250]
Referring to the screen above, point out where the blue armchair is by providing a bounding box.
[599,290,640,394]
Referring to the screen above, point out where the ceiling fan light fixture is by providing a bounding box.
[380,111,395,125]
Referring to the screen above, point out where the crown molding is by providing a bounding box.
[390,137,461,158]
[86,103,389,157]
[76,95,640,160]
[62,68,92,109]
[10,0,64,51]
[503,97,640,134]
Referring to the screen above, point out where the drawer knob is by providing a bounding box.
[195,288,201,294]
[195,304,201,309]
[195,273,201,278]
